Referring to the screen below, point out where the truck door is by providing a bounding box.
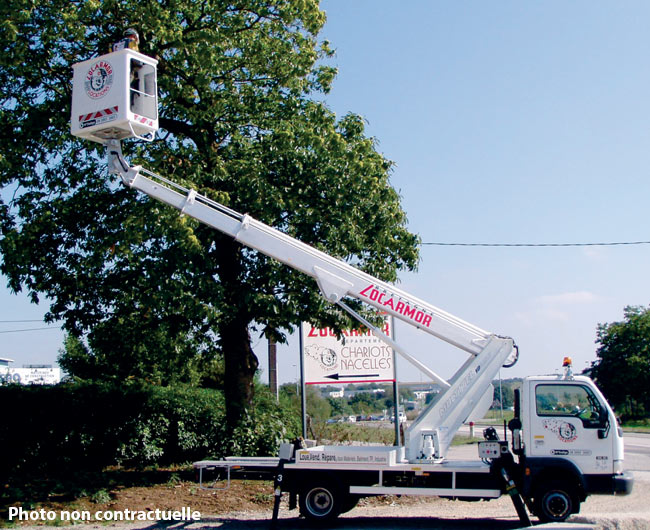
[528,382,612,475]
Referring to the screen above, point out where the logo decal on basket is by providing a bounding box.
[85,61,114,99]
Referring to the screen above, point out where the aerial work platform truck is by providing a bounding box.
[71,46,633,525]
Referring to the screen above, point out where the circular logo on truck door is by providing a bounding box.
[84,60,114,99]
[558,422,577,442]
[542,419,578,443]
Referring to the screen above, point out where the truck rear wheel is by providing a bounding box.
[339,494,360,514]
[534,481,578,523]
[299,482,342,522]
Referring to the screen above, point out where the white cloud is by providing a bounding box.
[536,291,600,306]
[582,247,606,261]
[515,291,602,325]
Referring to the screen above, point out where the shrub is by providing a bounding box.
[0,381,297,474]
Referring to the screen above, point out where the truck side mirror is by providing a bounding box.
[507,389,525,455]
[597,411,610,439]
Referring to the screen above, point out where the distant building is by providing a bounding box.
[404,400,419,411]
[343,387,389,399]
[0,358,14,367]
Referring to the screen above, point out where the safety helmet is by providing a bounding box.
[125,28,139,41]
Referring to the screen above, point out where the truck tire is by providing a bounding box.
[299,481,342,522]
[533,481,578,523]
[339,494,360,514]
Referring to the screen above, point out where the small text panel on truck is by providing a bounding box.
[70,48,633,525]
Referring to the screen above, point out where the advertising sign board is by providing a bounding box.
[0,367,61,385]
[301,318,394,385]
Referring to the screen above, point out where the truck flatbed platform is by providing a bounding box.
[194,445,499,499]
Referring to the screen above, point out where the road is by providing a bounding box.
[624,432,650,459]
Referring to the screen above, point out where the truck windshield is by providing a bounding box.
[535,384,603,427]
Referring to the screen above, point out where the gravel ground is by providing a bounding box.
[10,451,648,530]
[11,474,649,530]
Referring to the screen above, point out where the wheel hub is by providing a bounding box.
[546,492,570,518]
[307,488,333,516]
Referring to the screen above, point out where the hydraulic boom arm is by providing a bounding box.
[107,141,516,460]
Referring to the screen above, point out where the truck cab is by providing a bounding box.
[518,370,632,521]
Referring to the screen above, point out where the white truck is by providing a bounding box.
[71,48,633,525]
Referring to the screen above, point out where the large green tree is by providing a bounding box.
[0,0,419,426]
[590,306,650,419]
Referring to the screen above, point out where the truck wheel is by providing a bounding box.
[534,481,577,523]
[299,482,342,522]
[339,494,360,514]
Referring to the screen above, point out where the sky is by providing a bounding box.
[2,1,650,386]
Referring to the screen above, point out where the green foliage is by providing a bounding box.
[90,489,111,505]
[224,386,294,456]
[620,418,650,432]
[591,305,650,419]
[349,391,386,415]
[399,387,415,401]
[316,423,394,445]
[278,383,331,435]
[482,408,515,424]
[492,379,519,410]
[0,381,298,475]
[0,0,420,426]
[277,383,303,433]
[305,386,332,423]
[327,396,353,417]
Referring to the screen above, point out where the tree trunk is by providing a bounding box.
[215,236,259,428]
[220,316,259,428]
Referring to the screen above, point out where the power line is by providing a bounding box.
[421,240,650,248]
[0,327,59,334]
[0,319,46,323]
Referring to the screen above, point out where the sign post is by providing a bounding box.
[392,317,400,446]
[298,326,307,439]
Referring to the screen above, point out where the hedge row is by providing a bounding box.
[0,381,298,474]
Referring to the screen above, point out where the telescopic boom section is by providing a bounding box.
[107,142,515,460]
[109,144,491,354]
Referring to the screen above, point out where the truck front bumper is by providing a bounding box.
[583,471,634,495]
[613,471,634,495]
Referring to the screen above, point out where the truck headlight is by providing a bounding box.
[613,460,624,474]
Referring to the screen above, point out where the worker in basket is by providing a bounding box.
[111,28,140,52]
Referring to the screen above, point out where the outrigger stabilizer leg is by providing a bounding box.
[495,454,531,527]
[270,443,295,529]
